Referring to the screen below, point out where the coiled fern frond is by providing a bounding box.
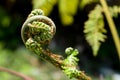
[84,5,107,56]
[21,9,56,45]
[21,9,91,80]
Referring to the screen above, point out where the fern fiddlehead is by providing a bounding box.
[21,9,91,80]
[21,9,56,45]
[21,9,62,67]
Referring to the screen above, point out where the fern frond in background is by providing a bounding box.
[109,6,120,18]
[84,5,107,56]
[58,0,79,25]
[32,0,57,15]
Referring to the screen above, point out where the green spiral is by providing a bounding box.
[21,9,56,45]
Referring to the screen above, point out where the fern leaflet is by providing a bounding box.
[84,5,107,56]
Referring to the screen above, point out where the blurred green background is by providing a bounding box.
[0,0,120,80]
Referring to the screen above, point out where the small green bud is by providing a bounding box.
[65,47,73,55]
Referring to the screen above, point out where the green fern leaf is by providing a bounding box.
[84,5,107,56]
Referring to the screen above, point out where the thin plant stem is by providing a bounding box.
[0,66,32,80]
[100,0,120,59]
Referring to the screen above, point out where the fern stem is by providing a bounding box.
[100,0,120,59]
